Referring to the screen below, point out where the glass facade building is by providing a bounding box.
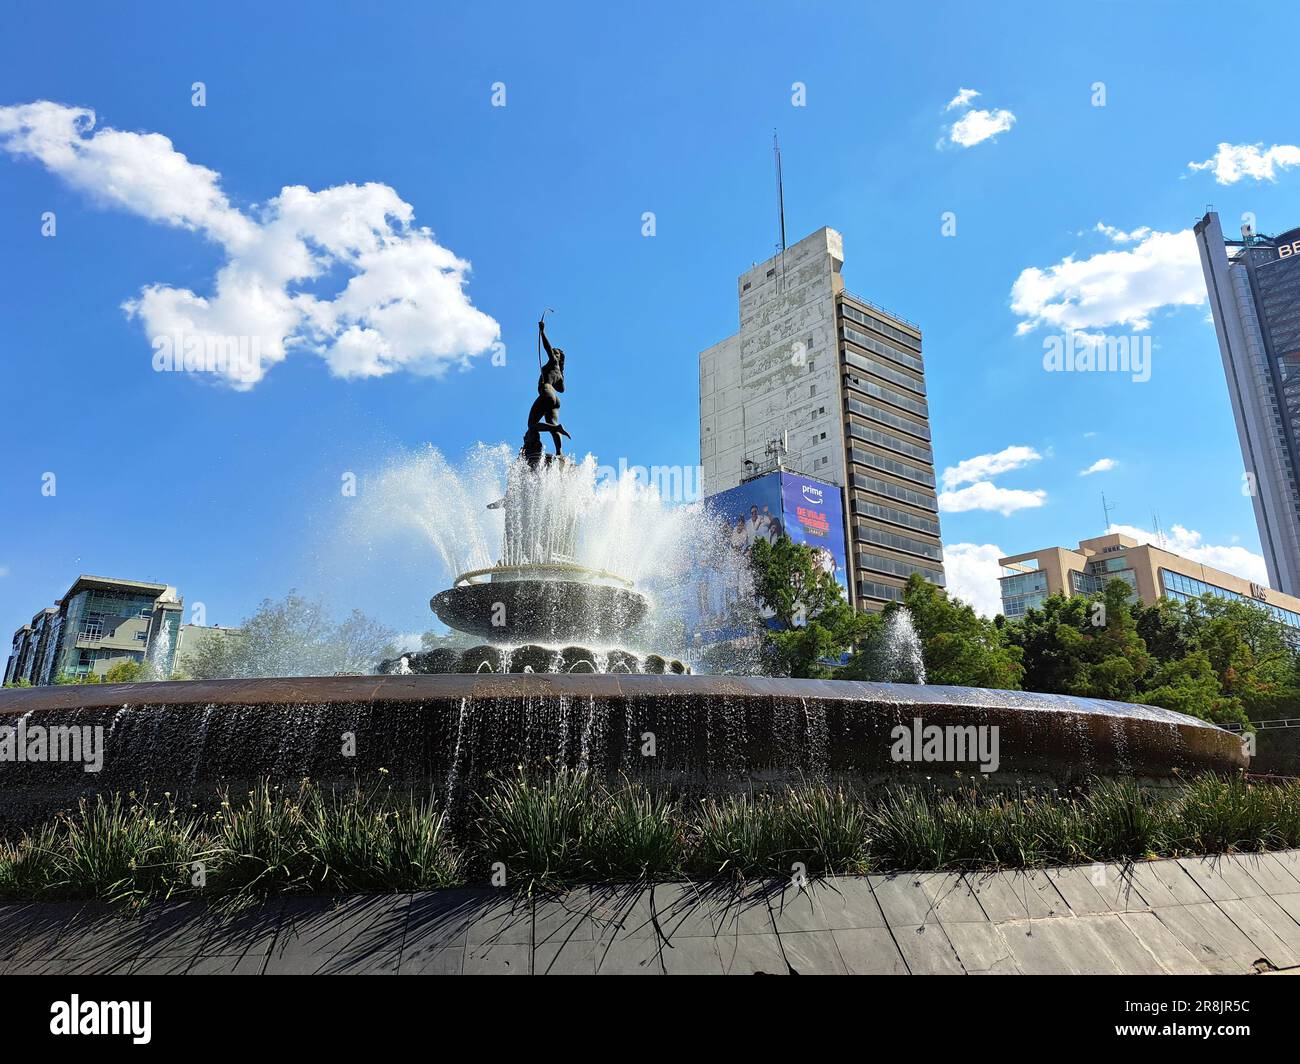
[4,575,182,685]
[1161,569,1300,630]
[1195,212,1300,596]
[1000,569,1048,619]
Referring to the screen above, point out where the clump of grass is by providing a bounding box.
[687,793,797,878]
[303,786,460,892]
[1170,774,1288,854]
[475,768,594,890]
[39,794,202,905]
[0,822,64,901]
[206,780,313,899]
[584,781,685,881]
[1079,779,1167,861]
[385,797,462,890]
[783,786,871,875]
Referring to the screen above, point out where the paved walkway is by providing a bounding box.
[3,850,1300,974]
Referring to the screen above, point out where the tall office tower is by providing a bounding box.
[699,227,945,611]
[1195,211,1300,596]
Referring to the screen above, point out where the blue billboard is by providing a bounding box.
[688,470,849,646]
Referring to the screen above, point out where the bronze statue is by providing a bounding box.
[522,316,570,465]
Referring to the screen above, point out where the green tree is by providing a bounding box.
[1135,650,1250,729]
[848,573,1023,688]
[1007,580,1151,701]
[748,537,871,678]
[53,671,104,685]
[103,659,146,684]
[182,592,396,679]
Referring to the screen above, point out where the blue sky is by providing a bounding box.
[2,0,1299,638]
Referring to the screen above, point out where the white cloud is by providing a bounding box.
[0,565,8,578]
[1189,142,1300,185]
[948,107,1016,147]
[1079,458,1117,476]
[0,101,499,389]
[1094,222,1151,244]
[1010,227,1204,334]
[945,88,980,111]
[941,445,1042,491]
[942,543,1005,617]
[939,482,1047,517]
[1108,522,1268,586]
[940,88,1015,148]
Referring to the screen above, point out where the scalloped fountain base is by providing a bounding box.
[0,675,1248,831]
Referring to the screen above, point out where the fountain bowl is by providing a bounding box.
[0,674,1248,832]
[431,564,650,644]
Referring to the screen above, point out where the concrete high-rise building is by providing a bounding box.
[999,532,1300,631]
[1195,211,1300,596]
[699,227,945,611]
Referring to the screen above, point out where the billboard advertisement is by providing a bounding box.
[687,470,849,648]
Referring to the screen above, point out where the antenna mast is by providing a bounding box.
[773,131,788,287]
[1101,492,1116,533]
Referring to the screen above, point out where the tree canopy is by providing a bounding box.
[181,592,397,679]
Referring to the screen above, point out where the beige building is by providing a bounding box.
[699,227,944,611]
[999,533,1300,630]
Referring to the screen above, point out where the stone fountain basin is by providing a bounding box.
[0,675,1247,832]
[430,578,649,643]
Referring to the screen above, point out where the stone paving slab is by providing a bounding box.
[963,871,1061,921]
[4,850,1300,975]
[943,920,1020,974]
[1152,903,1265,974]
[1228,852,1300,895]
[1215,897,1300,969]
[1084,913,1165,974]
[1047,866,1128,915]
[831,927,910,974]
[869,874,943,925]
[892,922,964,974]
[1177,856,1252,900]
[768,877,885,932]
[1118,911,1210,975]
[1127,860,1207,907]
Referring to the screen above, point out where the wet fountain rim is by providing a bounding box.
[0,673,1238,732]
[452,562,636,588]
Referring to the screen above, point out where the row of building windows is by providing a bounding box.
[858,551,946,586]
[844,373,930,419]
[843,348,927,398]
[841,323,925,375]
[854,498,941,537]
[846,419,934,464]
[849,445,936,489]
[1162,569,1300,629]
[858,579,905,603]
[856,523,943,563]
[845,395,931,442]
[999,570,1048,619]
[851,474,939,514]
[839,302,923,354]
[1001,591,1047,619]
